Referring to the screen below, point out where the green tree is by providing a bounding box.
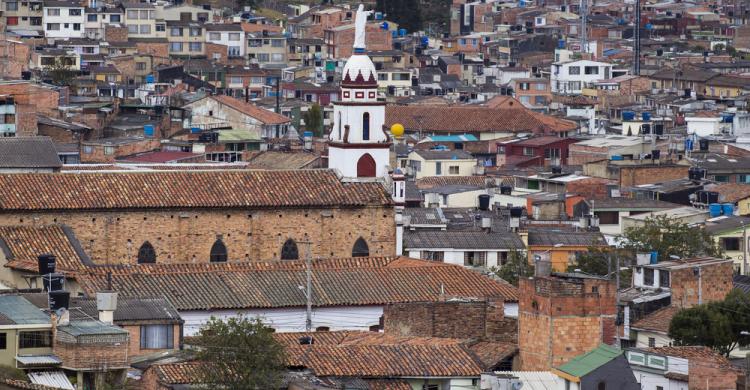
[491,250,533,286]
[669,290,750,356]
[195,316,286,389]
[620,215,722,262]
[713,43,725,55]
[46,58,76,86]
[567,246,632,289]
[303,103,324,137]
[376,0,423,33]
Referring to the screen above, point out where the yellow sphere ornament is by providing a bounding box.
[391,123,405,137]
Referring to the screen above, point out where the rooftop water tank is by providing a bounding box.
[709,203,723,218]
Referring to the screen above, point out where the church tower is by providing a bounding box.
[327,5,391,178]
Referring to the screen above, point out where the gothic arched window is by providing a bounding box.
[352,237,369,257]
[137,241,156,264]
[210,239,228,263]
[362,112,370,141]
[281,239,299,260]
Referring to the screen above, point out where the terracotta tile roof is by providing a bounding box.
[209,95,290,125]
[468,340,518,369]
[0,170,392,211]
[153,362,204,385]
[286,343,483,377]
[245,151,321,170]
[385,105,577,134]
[415,176,488,189]
[366,379,412,390]
[0,225,91,273]
[630,306,679,333]
[76,257,519,310]
[647,346,740,372]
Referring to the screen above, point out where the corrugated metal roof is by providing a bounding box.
[0,295,51,326]
[555,344,622,378]
[28,371,74,390]
[57,320,129,337]
[404,230,525,250]
[15,355,61,365]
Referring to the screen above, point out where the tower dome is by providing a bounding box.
[341,53,378,88]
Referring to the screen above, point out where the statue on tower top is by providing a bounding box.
[353,4,373,52]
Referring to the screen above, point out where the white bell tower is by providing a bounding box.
[327,5,391,178]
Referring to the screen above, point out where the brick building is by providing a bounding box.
[0,81,61,137]
[518,273,617,371]
[383,299,516,343]
[648,346,743,390]
[324,22,393,59]
[0,170,396,265]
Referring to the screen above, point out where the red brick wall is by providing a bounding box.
[0,39,31,79]
[105,25,129,42]
[383,299,516,342]
[0,82,60,137]
[135,42,169,61]
[205,43,228,63]
[670,261,734,308]
[518,276,617,371]
[688,357,741,390]
[330,23,391,58]
[54,340,129,371]
[37,124,78,143]
[80,138,162,163]
[619,165,689,187]
[122,324,181,360]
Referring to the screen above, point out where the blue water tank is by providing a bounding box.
[650,251,658,264]
[146,74,154,83]
[709,203,723,218]
[421,36,429,46]
[558,39,565,49]
[622,111,635,121]
[398,28,407,37]
[722,114,735,123]
[303,131,313,138]
[380,22,389,30]
[723,203,735,216]
[143,124,154,138]
[190,127,200,134]
[685,138,694,150]
[610,155,624,161]
[642,112,652,121]
[391,30,397,38]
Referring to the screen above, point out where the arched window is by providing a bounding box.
[337,111,342,139]
[356,153,376,177]
[281,239,299,260]
[137,241,156,264]
[210,239,228,262]
[352,237,369,257]
[362,112,370,141]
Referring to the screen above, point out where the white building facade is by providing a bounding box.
[551,59,613,94]
[43,2,85,39]
[205,24,246,58]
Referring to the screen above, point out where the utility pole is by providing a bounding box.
[744,221,748,276]
[305,241,312,332]
[580,0,588,54]
[634,1,642,69]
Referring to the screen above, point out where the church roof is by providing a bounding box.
[341,53,377,88]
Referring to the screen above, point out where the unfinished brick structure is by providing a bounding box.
[667,258,734,308]
[383,298,516,343]
[518,274,617,371]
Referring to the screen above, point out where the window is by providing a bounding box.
[584,66,599,75]
[281,239,298,260]
[109,14,120,23]
[6,17,18,25]
[140,324,173,349]
[228,46,241,57]
[519,82,530,91]
[257,53,269,62]
[210,239,228,262]
[208,32,221,40]
[270,53,284,62]
[596,211,619,225]
[126,10,138,19]
[0,333,5,349]
[82,145,93,154]
[46,23,60,30]
[597,382,606,390]
[714,175,729,183]
[544,148,561,160]
[228,33,240,41]
[228,76,242,85]
[30,17,42,25]
[87,14,97,22]
[128,24,138,33]
[422,385,438,390]
[69,8,80,15]
[464,252,486,267]
[722,237,740,251]
[271,39,284,47]
[189,27,201,36]
[315,326,330,332]
[136,62,146,71]
[648,337,656,347]
[362,112,370,140]
[103,146,114,155]
[139,10,149,19]
[170,27,182,36]
[188,42,202,52]
[248,39,262,47]
[6,2,18,10]
[169,42,183,52]
[47,8,59,15]
[155,23,164,32]
[523,147,534,156]
[435,162,442,175]
[449,166,460,175]
[139,24,151,34]
[568,66,580,75]
[643,268,654,286]
[19,331,52,349]
[352,237,369,257]
[421,251,444,261]
[659,270,670,288]
[137,241,156,264]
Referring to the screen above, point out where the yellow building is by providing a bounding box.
[527,231,608,272]
[705,75,749,99]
